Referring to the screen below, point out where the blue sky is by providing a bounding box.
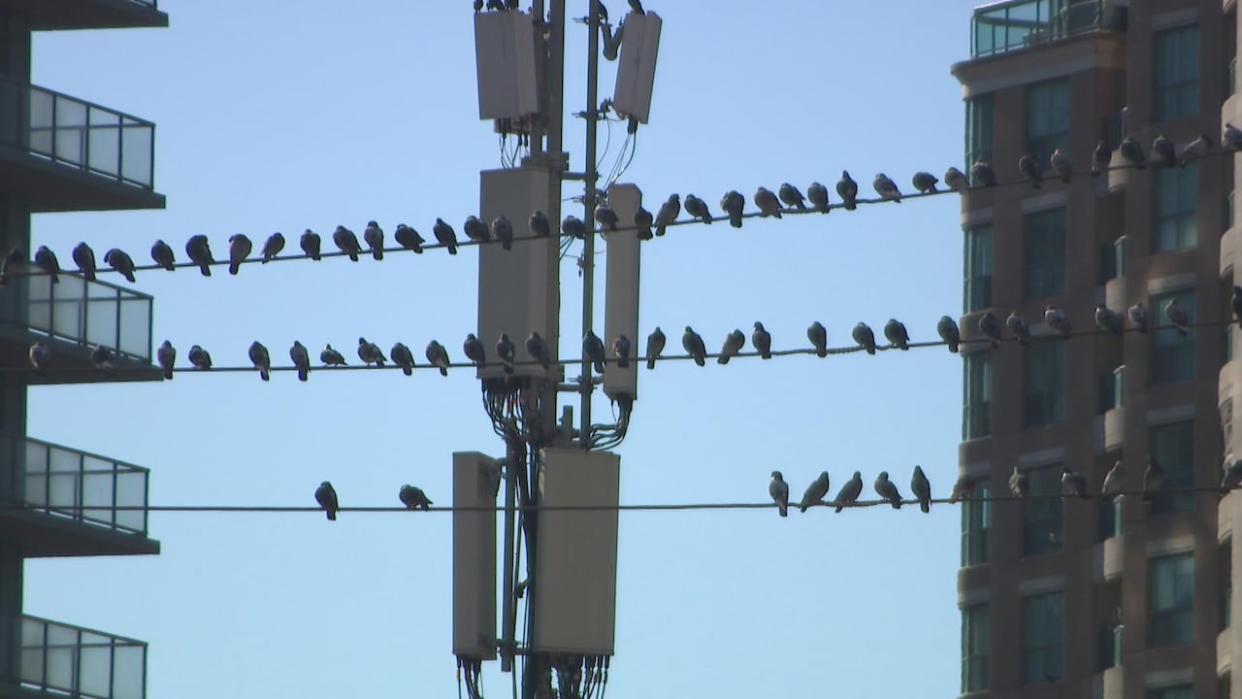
[27,1,980,697]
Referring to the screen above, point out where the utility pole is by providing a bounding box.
[578,0,601,450]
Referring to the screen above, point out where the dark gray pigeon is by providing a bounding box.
[333,225,362,261]
[873,173,901,202]
[583,330,606,372]
[72,242,97,281]
[1227,123,1242,150]
[634,206,654,240]
[1095,304,1123,334]
[151,240,176,271]
[28,341,49,374]
[684,194,712,224]
[778,182,807,210]
[594,206,619,233]
[363,221,385,260]
[464,334,486,366]
[104,248,136,283]
[945,167,968,193]
[157,340,176,379]
[769,471,789,518]
[645,327,665,369]
[883,318,909,350]
[249,341,271,381]
[394,224,424,253]
[937,315,960,353]
[754,186,782,218]
[1061,465,1088,499]
[834,471,863,513]
[1050,148,1071,183]
[836,171,858,209]
[969,161,996,187]
[655,194,680,236]
[612,334,631,368]
[399,484,433,511]
[717,329,745,365]
[1119,137,1145,169]
[426,340,451,376]
[1128,302,1148,333]
[90,344,113,370]
[290,341,311,381]
[561,215,586,239]
[261,232,285,263]
[529,210,551,237]
[912,171,938,194]
[977,311,1002,348]
[752,322,772,359]
[1018,153,1042,188]
[492,216,514,251]
[433,218,459,254]
[1091,140,1111,176]
[496,333,516,374]
[799,471,830,513]
[315,481,339,521]
[464,216,490,243]
[1152,133,1176,168]
[1164,298,1189,336]
[1006,312,1030,344]
[357,337,386,366]
[526,332,551,370]
[682,326,706,367]
[874,471,902,509]
[1221,459,1242,494]
[227,234,252,274]
[720,190,745,228]
[34,246,59,283]
[300,229,322,260]
[852,322,876,355]
[807,181,830,213]
[391,342,415,376]
[807,321,828,358]
[188,344,212,370]
[320,344,347,366]
[186,235,214,276]
[1045,305,1072,338]
[1101,460,1124,498]
[911,465,931,513]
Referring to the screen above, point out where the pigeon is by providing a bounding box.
[778,182,807,210]
[912,172,939,195]
[628,0,644,13]
[561,215,586,239]
[186,234,215,276]
[1045,305,1071,338]
[426,340,451,376]
[1226,122,1242,151]
[720,190,745,228]
[72,242,97,281]
[594,206,619,233]
[103,248,136,283]
[949,475,974,504]
[157,340,176,379]
[188,344,212,370]
[836,171,859,210]
[834,471,863,512]
[1179,133,1212,167]
[433,218,459,254]
[583,330,607,373]
[655,194,680,236]
[1222,460,1242,494]
[496,333,516,374]
[1101,460,1124,498]
[754,187,782,218]
[807,181,830,213]
[1152,134,1176,168]
[464,334,486,366]
[752,322,772,359]
[261,232,285,263]
[464,216,490,243]
[970,161,996,187]
[300,229,322,260]
[612,334,631,368]
[1143,460,1165,501]
[1009,466,1029,497]
[1061,465,1088,498]
[645,327,665,369]
[357,337,386,366]
[944,166,968,193]
[911,466,931,513]
[363,221,385,260]
[852,322,876,355]
[978,311,1002,349]
[1119,137,1146,169]
[28,341,49,374]
[399,484,433,511]
[525,332,551,370]
[1018,154,1042,188]
[491,216,515,251]
[873,173,901,202]
[717,329,745,365]
[394,224,425,253]
[1095,304,1123,334]
[807,321,828,358]
[1128,302,1148,333]
[1006,312,1030,344]
[529,210,552,238]
[27,246,56,285]
[769,471,790,518]
[475,0,483,13]
[684,194,712,224]
[333,225,362,261]
[0,248,24,286]
[874,471,902,509]
[90,345,113,370]
[290,341,311,381]
[1164,298,1189,336]
[799,471,830,513]
[634,206,655,239]
[883,318,909,351]
[1050,148,1072,183]
[150,240,176,271]
[938,316,960,352]
[1091,140,1112,176]
[391,342,415,376]
[320,344,347,366]
[227,234,252,274]
[315,481,339,521]
[682,326,706,367]
[249,341,271,381]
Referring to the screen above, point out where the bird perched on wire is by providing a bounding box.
[394,224,424,253]
[874,471,903,509]
[769,471,789,518]
[684,194,712,224]
[426,340,451,377]
[583,330,607,372]
[752,322,772,359]
[363,221,385,260]
[1091,140,1111,176]
[188,344,212,370]
[1101,460,1124,498]
[799,471,830,513]
[157,340,176,380]
[1009,466,1029,497]
[836,171,859,210]
[912,172,938,195]
[357,337,386,366]
[807,181,830,213]
[561,215,586,240]
[873,173,901,202]
[104,248,136,283]
[612,334,631,368]
[1180,133,1212,167]
[28,341,49,374]
[807,321,828,358]
[1152,133,1176,168]
[834,471,863,513]
[525,332,551,370]
[944,166,968,193]
[464,216,490,244]
[186,234,215,276]
[970,161,996,187]
[1006,312,1031,344]
[938,316,960,353]
[72,242,97,281]
[594,206,618,233]
[227,234,252,275]
[463,334,486,366]
[633,206,654,240]
[300,229,322,261]
[249,341,271,381]
[1050,148,1072,183]
[151,240,176,271]
[1127,302,1148,333]
[1018,153,1043,189]
[34,246,59,283]
[852,322,876,355]
[1045,305,1072,338]
[911,466,931,513]
[778,183,807,210]
[0,248,24,286]
[289,341,311,381]
[529,210,551,238]
[333,225,362,261]
[645,327,665,369]
[261,232,285,263]
[315,481,339,521]
[682,326,706,367]
[883,318,909,351]
[433,218,459,254]
[718,329,745,365]
[720,190,745,228]
[627,0,644,14]
[1095,304,1123,334]
[655,194,680,236]
[1061,465,1088,498]
[949,475,973,504]
[399,484,433,511]
[90,345,113,370]
[490,216,514,251]
[1164,298,1189,336]
[391,342,415,376]
[320,344,346,366]
[977,311,1002,349]
[496,333,516,374]
[754,187,782,218]
[1119,137,1145,169]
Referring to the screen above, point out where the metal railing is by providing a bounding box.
[972,0,1120,58]
[0,273,155,362]
[3,614,146,699]
[0,75,155,189]
[22,438,149,535]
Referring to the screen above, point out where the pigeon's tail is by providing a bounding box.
[646,356,656,370]
[311,252,321,261]
[617,357,629,369]
[401,366,412,377]
[777,502,788,517]
[372,249,383,261]
[260,368,270,382]
[834,504,845,514]
[298,369,308,382]
[162,366,173,380]
[502,239,512,252]
[815,347,827,358]
[229,263,240,275]
[326,510,336,521]
[84,269,97,282]
[122,270,136,283]
[694,356,705,367]
[771,210,782,219]
[890,499,901,510]
[655,223,667,237]
[844,201,856,211]
[920,501,930,514]
[701,215,713,225]
[348,252,359,262]
[759,349,772,360]
[438,365,448,377]
[198,263,211,277]
[593,360,605,373]
[948,340,959,353]
[717,354,730,365]
[50,271,59,284]
[729,213,743,228]
[866,347,876,356]
[448,244,458,255]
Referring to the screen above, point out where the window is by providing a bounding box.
[963,353,992,439]
[1024,208,1065,300]
[1099,495,1122,541]
[1023,465,1063,555]
[962,605,989,693]
[1154,165,1198,252]
[1149,685,1195,699]
[964,225,993,313]
[1149,420,1195,514]
[1150,552,1195,647]
[1023,592,1063,684]
[1155,25,1200,121]
[961,481,990,566]
[966,94,993,177]
[1151,290,1196,385]
[1098,609,1122,670]
[1026,79,1069,163]
[1024,343,1065,428]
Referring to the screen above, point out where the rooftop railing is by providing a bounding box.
[4,614,146,699]
[1,273,155,362]
[0,75,155,190]
[23,438,149,536]
[971,0,1121,58]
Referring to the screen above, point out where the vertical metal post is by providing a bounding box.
[500,449,516,672]
[579,0,600,449]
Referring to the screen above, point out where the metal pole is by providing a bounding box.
[579,0,600,449]
[528,0,545,157]
[500,449,516,672]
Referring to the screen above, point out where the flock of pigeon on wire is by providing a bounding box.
[311,481,435,521]
[9,124,1242,286]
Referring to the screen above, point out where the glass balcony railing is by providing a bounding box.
[0,274,154,362]
[4,614,146,699]
[22,438,149,536]
[0,75,155,190]
[972,0,1122,58]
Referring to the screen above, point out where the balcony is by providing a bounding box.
[0,0,166,31]
[0,438,157,557]
[971,0,1126,58]
[0,614,145,699]
[0,76,164,212]
[1092,534,1125,582]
